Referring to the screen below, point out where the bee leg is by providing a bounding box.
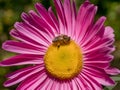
[57,44,60,49]
[58,45,60,48]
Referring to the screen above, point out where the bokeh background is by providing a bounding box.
[0,0,120,90]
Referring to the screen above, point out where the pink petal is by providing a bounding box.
[36,78,52,90]
[48,7,59,33]
[84,55,113,63]
[51,80,61,90]
[59,83,65,90]
[0,54,43,66]
[2,40,45,54]
[54,0,67,34]
[80,73,102,90]
[60,82,69,90]
[49,80,72,90]
[82,34,101,50]
[6,65,43,79]
[84,37,114,51]
[66,81,72,90]
[45,79,54,90]
[63,0,76,37]
[58,81,72,90]
[24,73,47,90]
[84,52,112,60]
[17,70,46,90]
[83,66,115,86]
[4,66,44,87]
[83,46,114,55]
[82,26,115,51]
[74,78,83,90]
[71,79,78,90]
[105,67,120,75]
[10,29,48,49]
[78,74,93,90]
[84,63,109,69]
[14,22,49,47]
[75,76,91,90]
[54,0,66,25]
[21,11,53,38]
[35,3,58,35]
[80,16,106,47]
[75,1,97,43]
[104,26,114,38]
[84,46,115,57]
[28,10,55,39]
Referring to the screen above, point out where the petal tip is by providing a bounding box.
[0,62,3,66]
[0,60,8,67]
[3,82,10,87]
[35,2,42,8]
[21,12,27,18]
[101,16,106,21]
[85,0,90,2]
[2,41,8,50]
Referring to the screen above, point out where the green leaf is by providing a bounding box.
[111,76,120,82]
[104,83,118,90]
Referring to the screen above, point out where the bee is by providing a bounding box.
[52,35,70,48]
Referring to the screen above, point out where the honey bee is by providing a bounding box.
[52,35,70,48]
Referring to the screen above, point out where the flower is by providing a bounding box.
[0,0,120,89]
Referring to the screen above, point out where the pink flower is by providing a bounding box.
[0,0,120,90]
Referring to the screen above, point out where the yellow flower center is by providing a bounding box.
[44,40,83,80]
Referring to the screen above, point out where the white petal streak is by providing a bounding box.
[17,70,46,90]
[2,40,45,55]
[10,29,47,49]
[14,22,49,47]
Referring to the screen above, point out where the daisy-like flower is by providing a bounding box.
[0,0,120,90]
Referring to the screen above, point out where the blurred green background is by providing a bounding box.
[0,0,120,90]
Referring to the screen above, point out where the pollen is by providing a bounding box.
[44,40,83,80]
